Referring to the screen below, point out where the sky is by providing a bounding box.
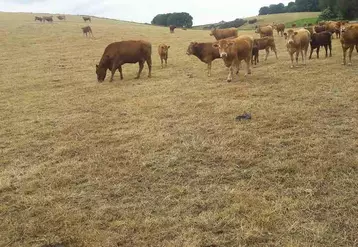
[0,0,292,25]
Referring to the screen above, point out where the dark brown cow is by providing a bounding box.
[83,16,91,22]
[253,36,278,61]
[210,28,238,40]
[35,16,42,22]
[158,44,170,68]
[255,25,273,38]
[42,16,53,22]
[81,26,93,37]
[213,35,254,82]
[169,25,176,33]
[314,25,326,33]
[57,15,66,21]
[285,29,311,68]
[96,41,152,82]
[340,24,358,65]
[186,42,221,76]
[273,23,285,37]
[309,31,332,59]
[252,41,259,65]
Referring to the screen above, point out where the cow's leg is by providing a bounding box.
[245,57,251,76]
[290,52,295,68]
[160,57,163,68]
[146,57,152,78]
[135,61,144,79]
[316,46,320,59]
[295,51,299,65]
[342,45,348,65]
[265,47,269,61]
[324,45,328,58]
[348,46,354,65]
[109,64,117,82]
[227,64,234,82]
[118,65,123,80]
[329,43,332,57]
[309,47,314,59]
[207,62,212,77]
[304,46,308,65]
[273,46,278,59]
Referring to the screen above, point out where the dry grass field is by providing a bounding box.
[1,12,358,247]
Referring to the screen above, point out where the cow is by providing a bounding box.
[252,41,259,65]
[314,25,326,33]
[35,16,43,22]
[309,31,332,59]
[284,29,311,68]
[308,23,313,27]
[255,25,273,38]
[213,35,254,82]
[210,28,238,40]
[96,40,152,82]
[57,15,66,21]
[253,36,278,61]
[42,16,53,22]
[186,42,221,77]
[83,16,91,22]
[292,23,297,28]
[273,23,285,37]
[340,24,358,65]
[158,44,170,68]
[325,21,341,38]
[305,27,314,35]
[169,25,176,33]
[81,26,93,37]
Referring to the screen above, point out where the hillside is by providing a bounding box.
[1,11,358,247]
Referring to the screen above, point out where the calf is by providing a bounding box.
[81,26,93,37]
[255,25,273,37]
[340,24,358,65]
[309,31,332,59]
[96,40,152,82]
[210,28,238,40]
[83,16,91,22]
[273,23,285,37]
[284,29,311,68]
[35,16,43,22]
[186,42,221,76]
[169,25,176,33]
[213,35,254,82]
[253,36,278,61]
[158,44,170,68]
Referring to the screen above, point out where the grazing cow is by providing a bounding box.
[213,35,254,82]
[42,16,53,22]
[81,26,93,37]
[83,16,91,22]
[255,25,273,37]
[169,25,176,33]
[273,23,285,37]
[158,44,170,68]
[57,15,66,21]
[253,36,278,61]
[314,25,326,33]
[284,29,311,68]
[96,40,152,82]
[305,27,314,35]
[35,16,43,22]
[252,41,259,65]
[292,23,297,28]
[309,31,332,59]
[340,24,358,65]
[210,28,238,40]
[186,42,221,76]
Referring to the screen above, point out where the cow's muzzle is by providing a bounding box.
[220,52,228,58]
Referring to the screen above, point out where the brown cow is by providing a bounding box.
[83,16,91,22]
[42,16,53,22]
[82,26,93,37]
[309,31,332,59]
[158,44,170,68]
[96,41,152,82]
[253,36,278,61]
[186,42,221,76]
[325,21,341,38]
[57,15,66,21]
[273,23,285,37]
[255,25,273,38]
[305,27,314,35]
[169,25,176,33]
[292,23,297,28]
[210,28,238,40]
[213,35,254,82]
[35,16,43,22]
[284,29,311,68]
[340,24,358,65]
[314,25,326,33]
[252,41,259,65]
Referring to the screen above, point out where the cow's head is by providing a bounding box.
[186,42,197,55]
[160,45,170,54]
[285,30,296,44]
[255,26,260,33]
[96,64,107,82]
[212,39,234,58]
[209,28,216,36]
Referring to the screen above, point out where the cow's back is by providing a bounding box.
[213,28,238,40]
[235,35,254,59]
[295,29,310,46]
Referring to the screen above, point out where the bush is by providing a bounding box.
[318,7,337,21]
[248,18,258,24]
[151,12,193,28]
[219,18,247,28]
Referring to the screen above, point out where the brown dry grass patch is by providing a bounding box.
[1,12,358,247]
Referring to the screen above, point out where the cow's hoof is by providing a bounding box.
[227,79,232,83]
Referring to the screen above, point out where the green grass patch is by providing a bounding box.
[285,17,318,28]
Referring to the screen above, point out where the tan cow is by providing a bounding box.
[284,29,311,68]
[186,42,221,76]
[96,40,152,82]
[340,24,358,65]
[325,21,341,38]
[158,44,170,68]
[255,25,273,37]
[210,28,238,40]
[273,23,285,37]
[213,35,254,82]
[254,36,278,61]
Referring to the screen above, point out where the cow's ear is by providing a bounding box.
[294,32,298,35]
[212,43,219,48]
[167,46,170,49]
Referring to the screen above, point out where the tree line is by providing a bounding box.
[151,12,193,28]
[259,0,358,20]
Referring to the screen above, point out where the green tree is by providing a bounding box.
[259,6,270,15]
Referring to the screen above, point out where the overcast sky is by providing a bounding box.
[0,0,292,25]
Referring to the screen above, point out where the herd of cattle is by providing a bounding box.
[95,20,358,83]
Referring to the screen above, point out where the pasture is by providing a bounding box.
[1,12,358,247]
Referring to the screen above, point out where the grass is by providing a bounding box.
[285,17,319,28]
[1,11,358,247]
